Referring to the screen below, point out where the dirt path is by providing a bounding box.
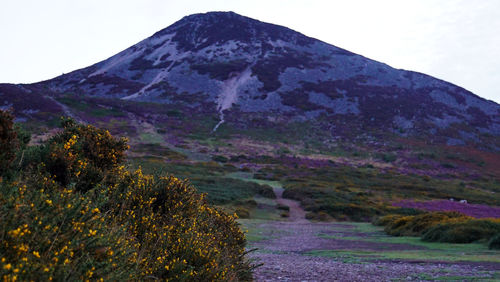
[248,187,499,281]
[45,95,85,124]
[273,187,306,222]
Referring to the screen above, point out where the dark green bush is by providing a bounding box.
[384,212,467,237]
[0,110,19,177]
[488,234,500,250]
[305,211,332,221]
[422,219,500,243]
[19,117,129,192]
[373,214,403,226]
[382,153,397,163]
[258,184,276,199]
[212,155,228,163]
[390,207,423,216]
[277,204,290,211]
[235,207,250,218]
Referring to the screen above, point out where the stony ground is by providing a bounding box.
[246,188,500,281]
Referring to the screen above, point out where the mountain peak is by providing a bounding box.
[152,11,314,51]
[177,11,250,23]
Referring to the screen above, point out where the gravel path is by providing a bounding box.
[249,187,499,281]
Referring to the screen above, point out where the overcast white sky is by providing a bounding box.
[1,0,499,103]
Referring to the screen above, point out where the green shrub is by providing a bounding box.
[383,216,413,236]
[212,155,228,163]
[305,211,332,221]
[382,153,397,163]
[41,118,129,192]
[0,110,19,177]
[258,184,276,199]
[488,234,500,250]
[390,207,423,216]
[320,203,377,222]
[235,207,250,219]
[277,204,290,211]
[376,211,500,246]
[422,219,500,243]
[373,214,403,226]
[441,162,457,169]
[384,212,467,237]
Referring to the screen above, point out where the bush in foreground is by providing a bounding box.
[101,167,252,280]
[0,180,135,280]
[0,112,252,281]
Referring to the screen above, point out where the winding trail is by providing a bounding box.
[45,96,85,124]
[273,187,306,222]
[248,187,499,281]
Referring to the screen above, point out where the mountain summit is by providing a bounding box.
[1,11,499,148]
[153,11,316,51]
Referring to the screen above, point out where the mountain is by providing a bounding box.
[1,11,499,150]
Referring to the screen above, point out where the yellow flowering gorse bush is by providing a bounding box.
[101,167,251,280]
[0,113,253,281]
[0,180,135,281]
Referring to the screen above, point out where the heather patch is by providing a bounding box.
[394,199,500,218]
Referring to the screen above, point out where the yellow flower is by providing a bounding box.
[3,263,12,270]
[33,251,40,258]
[18,244,28,252]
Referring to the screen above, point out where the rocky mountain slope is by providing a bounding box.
[1,11,499,149]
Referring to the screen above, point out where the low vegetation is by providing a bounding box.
[375,211,500,248]
[251,163,499,221]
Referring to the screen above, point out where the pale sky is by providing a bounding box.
[1,0,499,103]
